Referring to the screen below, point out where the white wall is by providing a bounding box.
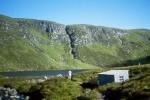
[114,71,129,82]
[98,70,129,85]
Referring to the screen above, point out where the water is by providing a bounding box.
[0,69,88,77]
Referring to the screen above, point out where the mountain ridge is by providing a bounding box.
[0,14,150,71]
[1,14,150,30]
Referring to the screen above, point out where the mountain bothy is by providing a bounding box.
[97,70,129,85]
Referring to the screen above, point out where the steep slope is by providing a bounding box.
[66,25,150,67]
[0,15,150,71]
[0,15,95,71]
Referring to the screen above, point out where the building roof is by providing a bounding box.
[99,70,128,75]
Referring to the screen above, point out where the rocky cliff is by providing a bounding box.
[0,15,150,71]
[65,24,127,58]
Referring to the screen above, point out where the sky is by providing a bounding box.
[0,0,150,29]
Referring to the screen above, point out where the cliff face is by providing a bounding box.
[65,25,128,59]
[65,24,150,66]
[0,15,96,71]
[0,15,150,71]
[0,16,69,44]
[66,24,126,46]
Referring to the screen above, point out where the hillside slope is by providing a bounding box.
[0,15,95,71]
[66,25,150,67]
[98,64,150,100]
[0,15,150,71]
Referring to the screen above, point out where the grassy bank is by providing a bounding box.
[0,64,149,100]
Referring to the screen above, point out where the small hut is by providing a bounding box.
[97,70,129,85]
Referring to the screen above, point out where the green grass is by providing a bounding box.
[0,15,150,71]
[0,64,149,100]
[0,18,98,71]
[98,64,150,100]
[77,44,121,66]
[0,77,81,100]
[40,78,81,100]
[77,29,150,67]
[66,25,150,67]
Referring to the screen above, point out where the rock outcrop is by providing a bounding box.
[65,25,128,58]
[0,87,29,100]
[0,14,150,70]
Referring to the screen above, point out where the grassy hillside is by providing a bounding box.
[77,29,150,67]
[98,64,150,100]
[0,64,149,100]
[0,15,97,71]
[0,15,150,71]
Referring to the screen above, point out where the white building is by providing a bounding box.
[97,70,129,85]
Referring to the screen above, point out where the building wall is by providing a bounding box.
[114,72,129,82]
[97,74,114,85]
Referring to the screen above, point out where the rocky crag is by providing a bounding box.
[0,15,150,71]
[0,87,29,100]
